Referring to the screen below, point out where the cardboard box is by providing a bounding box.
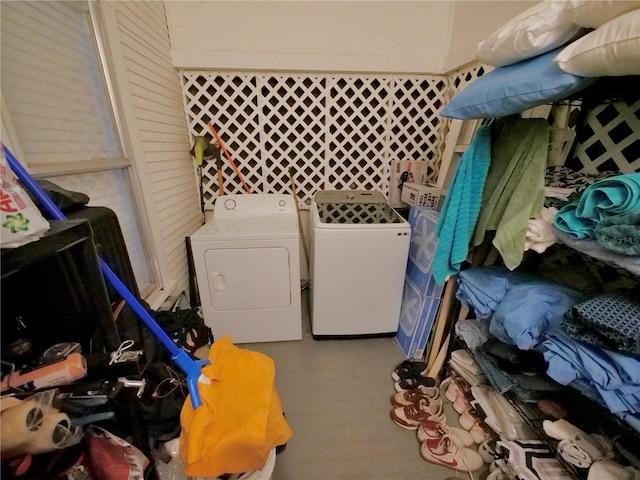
[396,206,444,359]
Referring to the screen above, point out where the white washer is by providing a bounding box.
[190,194,302,344]
[309,190,411,337]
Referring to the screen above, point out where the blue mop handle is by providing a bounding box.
[2,144,208,408]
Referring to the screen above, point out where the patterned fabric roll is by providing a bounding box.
[562,290,640,359]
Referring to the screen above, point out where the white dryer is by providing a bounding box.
[309,190,410,337]
[190,194,302,344]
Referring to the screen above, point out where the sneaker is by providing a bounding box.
[390,399,446,430]
[458,407,480,431]
[452,395,471,414]
[419,435,484,472]
[416,421,474,447]
[390,385,440,407]
[470,421,492,444]
[478,439,498,463]
[391,360,427,382]
[444,377,462,402]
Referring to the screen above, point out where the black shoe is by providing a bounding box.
[392,360,428,382]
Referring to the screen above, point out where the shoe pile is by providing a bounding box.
[390,361,441,428]
[390,362,492,476]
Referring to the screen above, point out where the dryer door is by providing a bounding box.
[204,247,292,311]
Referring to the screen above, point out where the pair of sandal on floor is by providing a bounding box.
[392,360,435,392]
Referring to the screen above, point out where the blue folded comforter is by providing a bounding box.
[490,282,586,350]
[455,266,533,320]
[456,266,584,350]
[541,330,640,417]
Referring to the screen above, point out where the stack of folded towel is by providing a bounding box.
[554,173,640,250]
[525,207,559,254]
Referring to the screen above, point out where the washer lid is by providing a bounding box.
[313,190,386,205]
[315,202,405,225]
[191,215,299,240]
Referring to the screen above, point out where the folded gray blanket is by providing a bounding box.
[594,212,640,256]
[554,227,640,277]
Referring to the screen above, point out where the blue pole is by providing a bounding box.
[2,144,208,408]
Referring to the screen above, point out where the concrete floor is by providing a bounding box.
[244,291,487,480]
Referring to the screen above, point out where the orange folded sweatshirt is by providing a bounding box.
[179,336,292,477]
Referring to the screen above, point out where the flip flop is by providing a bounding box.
[394,370,436,392]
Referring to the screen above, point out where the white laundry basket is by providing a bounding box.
[192,448,277,480]
[234,448,276,480]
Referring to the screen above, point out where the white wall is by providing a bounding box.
[444,1,538,71]
[104,1,203,305]
[166,1,537,74]
[167,1,453,73]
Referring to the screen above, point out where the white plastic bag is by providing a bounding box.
[1,150,50,248]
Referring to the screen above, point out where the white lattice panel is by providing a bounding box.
[180,71,449,209]
[181,73,263,206]
[568,96,640,174]
[389,77,448,183]
[447,63,492,99]
[258,75,327,205]
[326,76,391,193]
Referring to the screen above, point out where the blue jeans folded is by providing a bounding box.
[474,346,565,403]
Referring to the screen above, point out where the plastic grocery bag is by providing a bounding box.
[1,149,50,248]
[85,425,150,480]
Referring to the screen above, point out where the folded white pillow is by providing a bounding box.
[477,0,585,67]
[563,0,640,28]
[554,9,640,77]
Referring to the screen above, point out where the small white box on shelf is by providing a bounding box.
[389,160,431,207]
[401,183,446,209]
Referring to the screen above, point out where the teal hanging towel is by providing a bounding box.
[432,123,492,285]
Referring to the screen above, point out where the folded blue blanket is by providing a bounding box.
[490,282,586,350]
[542,330,640,416]
[455,266,533,319]
[554,173,640,240]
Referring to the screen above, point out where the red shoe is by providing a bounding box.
[390,399,446,430]
[390,385,440,407]
[419,435,483,472]
[416,421,474,447]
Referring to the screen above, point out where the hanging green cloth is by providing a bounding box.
[473,116,549,270]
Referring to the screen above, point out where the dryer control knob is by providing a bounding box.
[224,198,237,211]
